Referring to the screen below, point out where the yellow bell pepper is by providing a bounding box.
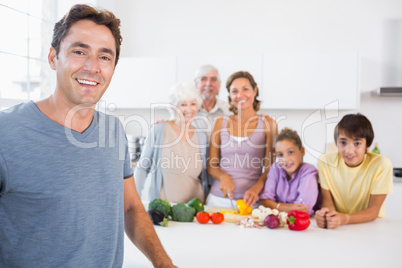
[236,200,252,215]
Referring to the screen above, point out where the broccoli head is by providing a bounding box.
[148,198,171,217]
[171,202,195,222]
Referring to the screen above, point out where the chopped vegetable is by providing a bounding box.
[148,209,168,227]
[148,198,172,218]
[287,210,311,231]
[196,211,210,224]
[210,212,224,224]
[236,216,262,229]
[187,197,204,215]
[236,200,252,215]
[219,210,235,214]
[171,202,196,222]
[264,214,280,229]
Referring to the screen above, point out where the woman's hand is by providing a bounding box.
[219,175,235,199]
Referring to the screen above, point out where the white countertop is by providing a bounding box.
[123,216,401,268]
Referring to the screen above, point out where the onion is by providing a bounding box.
[264,214,280,229]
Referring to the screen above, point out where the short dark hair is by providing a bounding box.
[275,128,303,149]
[51,4,122,65]
[334,113,374,147]
[226,71,261,115]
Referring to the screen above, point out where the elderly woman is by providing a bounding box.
[134,83,209,203]
[207,71,278,208]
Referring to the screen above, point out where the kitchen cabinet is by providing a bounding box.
[261,51,359,109]
[101,57,176,109]
[102,52,359,110]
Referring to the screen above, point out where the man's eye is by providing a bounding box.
[355,142,361,146]
[100,56,111,61]
[201,77,207,81]
[73,51,84,55]
[211,77,218,82]
[288,151,293,155]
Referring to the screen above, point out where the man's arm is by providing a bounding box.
[124,176,176,268]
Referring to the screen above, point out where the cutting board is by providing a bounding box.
[206,206,263,223]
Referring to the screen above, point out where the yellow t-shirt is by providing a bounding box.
[318,152,393,218]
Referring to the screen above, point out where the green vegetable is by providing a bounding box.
[171,202,196,222]
[187,197,204,215]
[148,198,172,217]
[148,209,168,227]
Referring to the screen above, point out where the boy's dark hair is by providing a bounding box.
[51,4,122,65]
[275,128,303,149]
[334,113,374,147]
[226,71,261,115]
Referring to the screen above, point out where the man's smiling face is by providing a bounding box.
[49,19,116,107]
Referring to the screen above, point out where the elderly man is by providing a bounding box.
[192,64,230,139]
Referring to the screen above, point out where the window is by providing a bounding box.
[0,0,56,109]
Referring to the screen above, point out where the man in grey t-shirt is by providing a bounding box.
[0,4,175,268]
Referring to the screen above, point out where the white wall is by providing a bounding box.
[106,0,402,167]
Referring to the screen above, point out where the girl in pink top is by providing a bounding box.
[260,128,320,215]
[207,71,277,207]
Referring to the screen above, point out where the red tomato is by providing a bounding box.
[196,211,210,224]
[210,212,224,224]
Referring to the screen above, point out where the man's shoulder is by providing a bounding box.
[0,101,32,117]
[216,99,230,113]
[0,102,34,129]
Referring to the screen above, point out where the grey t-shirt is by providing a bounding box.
[0,101,133,267]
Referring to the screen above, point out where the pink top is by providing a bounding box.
[210,116,266,199]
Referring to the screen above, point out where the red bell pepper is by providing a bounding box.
[287,210,310,231]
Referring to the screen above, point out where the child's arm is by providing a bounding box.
[261,199,310,213]
[324,194,386,229]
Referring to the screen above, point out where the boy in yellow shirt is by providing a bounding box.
[315,113,393,229]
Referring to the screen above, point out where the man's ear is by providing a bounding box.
[48,47,57,70]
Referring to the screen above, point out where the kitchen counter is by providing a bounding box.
[123,214,401,268]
